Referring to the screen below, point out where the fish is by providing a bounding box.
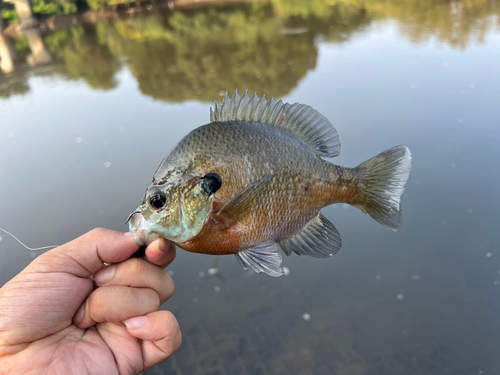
[128,90,412,277]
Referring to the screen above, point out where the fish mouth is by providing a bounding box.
[128,211,160,247]
[125,210,141,225]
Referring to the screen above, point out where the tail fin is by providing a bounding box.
[354,145,412,231]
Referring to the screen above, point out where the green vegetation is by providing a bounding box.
[32,0,77,14]
[1,0,499,100]
[357,0,500,49]
[1,0,77,24]
[1,8,20,24]
[86,0,136,10]
[58,25,120,89]
[95,5,321,101]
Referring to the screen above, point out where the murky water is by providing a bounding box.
[1,1,500,374]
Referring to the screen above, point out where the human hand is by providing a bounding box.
[0,228,181,375]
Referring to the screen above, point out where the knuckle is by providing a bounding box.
[151,290,162,310]
[90,227,107,239]
[127,257,147,276]
[140,288,161,310]
[164,311,182,351]
[86,228,108,249]
[87,288,109,320]
[163,275,175,301]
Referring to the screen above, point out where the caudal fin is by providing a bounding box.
[354,145,412,231]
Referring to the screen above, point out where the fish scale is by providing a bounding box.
[129,90,412,276]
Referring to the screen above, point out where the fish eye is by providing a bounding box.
[202,173,222,195]
[149,190,167,210]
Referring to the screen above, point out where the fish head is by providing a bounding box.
[128,172,222,246]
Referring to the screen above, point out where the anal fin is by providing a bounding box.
[235,241,283,277]
[279,213,342,258]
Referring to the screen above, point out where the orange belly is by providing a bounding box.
[177,211,244,255]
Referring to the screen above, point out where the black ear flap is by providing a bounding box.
[202,173,222,195]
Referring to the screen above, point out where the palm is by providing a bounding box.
[21,325,144,375]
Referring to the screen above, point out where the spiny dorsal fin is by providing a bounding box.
[210,90,341,158]
[279,213,342,258]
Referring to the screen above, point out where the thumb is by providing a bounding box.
[31,228,140,278]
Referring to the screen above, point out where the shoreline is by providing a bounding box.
[3,0,262,38]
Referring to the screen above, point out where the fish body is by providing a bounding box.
[129,90,412,276]
[159,122,353,253]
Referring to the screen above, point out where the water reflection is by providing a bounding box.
[365,0,500,49]
[1,0,499,101]
[0,30,16,74]
[23,27,52,66]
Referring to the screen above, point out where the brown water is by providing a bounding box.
[1,1,500,374]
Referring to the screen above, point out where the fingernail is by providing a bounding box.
[73,304,85,325]
[94,265,115,285]
[124,232,135,237]
[125,316,148,329]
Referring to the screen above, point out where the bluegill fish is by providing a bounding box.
[128,90,412,276]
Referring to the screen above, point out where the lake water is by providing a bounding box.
[1,1,500,374]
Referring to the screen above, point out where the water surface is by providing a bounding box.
[1,1,500,374]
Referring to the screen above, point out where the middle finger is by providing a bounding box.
[75,286,160,328]
[93,258,174,304]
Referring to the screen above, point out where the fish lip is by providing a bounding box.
[125,210,141,225]
[128,211,160,246]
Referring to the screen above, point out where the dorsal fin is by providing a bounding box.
[210,90,341,158]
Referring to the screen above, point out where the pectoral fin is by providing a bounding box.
[279,213,342,258]
[219,174,273,222]
[235,241,283,277]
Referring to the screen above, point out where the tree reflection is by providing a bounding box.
[103,6,321,102]
[360,0,500,49]
[0,73,29,97]
[57,26,120,90]
[1,0,499,100]
[81,3,372,102]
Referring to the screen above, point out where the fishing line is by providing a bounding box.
[0,227,59,251]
